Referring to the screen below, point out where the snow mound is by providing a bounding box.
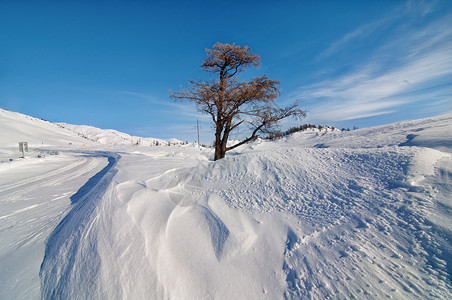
[1,108,451,299]
[182,145,451,298]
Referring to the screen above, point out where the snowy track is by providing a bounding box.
[0,152,109,299]
[40,152,119,299]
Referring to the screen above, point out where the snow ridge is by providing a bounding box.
[39,152,119,299]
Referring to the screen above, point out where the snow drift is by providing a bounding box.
[0,108,451,299]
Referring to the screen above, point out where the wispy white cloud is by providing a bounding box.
[317,0,442,61]
[316,16,392,61]
[293,2,452,123]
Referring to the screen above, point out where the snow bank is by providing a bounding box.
[1,108,451,299]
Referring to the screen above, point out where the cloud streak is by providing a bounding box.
[316,16,392,61]
[316,0,443,61]
[294,3,452,123]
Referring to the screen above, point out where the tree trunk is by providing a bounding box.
[214,126,223,161]
[215,118,234,161]
[214,146,225,161]
[214,134,228,160]
[214,73,227,161]
[214,145,226,160]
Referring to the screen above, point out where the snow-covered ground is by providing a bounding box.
[1,108,451,299]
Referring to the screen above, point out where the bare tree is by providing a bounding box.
[170,42,306,160]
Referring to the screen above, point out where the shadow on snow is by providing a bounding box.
[39,151,119,299]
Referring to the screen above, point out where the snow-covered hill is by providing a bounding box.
[0,108,185,163]
[0,109,96,162]
[0,108,451,299]
[57,122,183,147]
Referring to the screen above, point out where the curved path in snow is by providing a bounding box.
[0,150,110,300]
[39,151,120,299]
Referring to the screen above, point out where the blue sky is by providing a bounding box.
[1,0,451,144]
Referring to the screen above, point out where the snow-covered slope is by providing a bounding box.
[0,109,90,147]
[285,114,452,152]
[57,123,182,146]
[0,108,183,162]
[1,109,451,299]
[0,109,97,162]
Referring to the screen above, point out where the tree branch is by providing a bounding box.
[229,120,244,132]
[226,122,266,151]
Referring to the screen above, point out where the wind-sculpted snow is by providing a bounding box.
[0,151,108,299]
[39,152,119,299]
[83,165,288,299]
[170,145,452,298]
[36,145,451,299]
[1,110,452,299]
[70,153,118,204]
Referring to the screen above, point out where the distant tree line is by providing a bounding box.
[267,124,356,140]
[149,140,189,147]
